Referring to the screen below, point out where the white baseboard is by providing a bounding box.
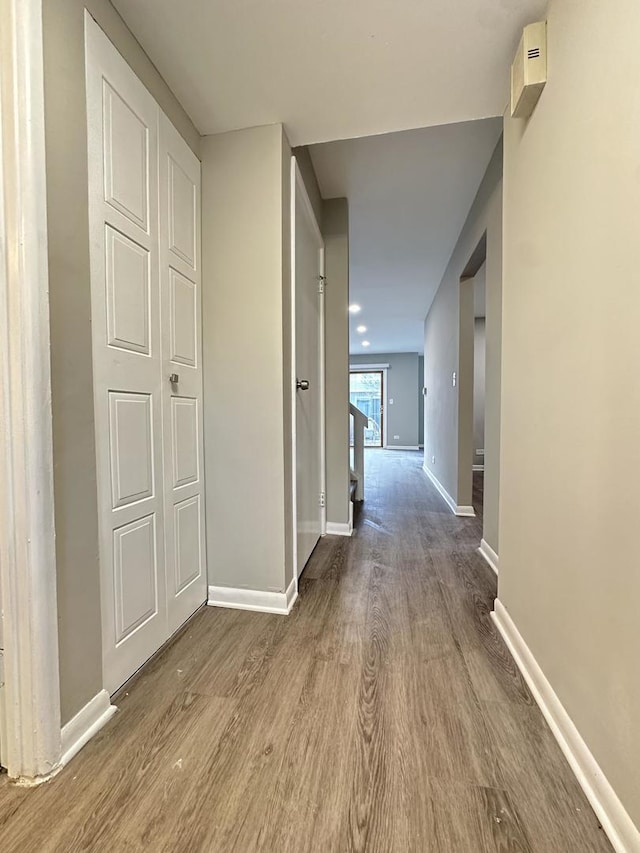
[60,689,117,767]
[492,600,640,853]
[422,465,475,517]
[479,538,499,576]
[473,464,485,472]
[208,576,298,615]
[387,445,420,451]
[325,521,353,536]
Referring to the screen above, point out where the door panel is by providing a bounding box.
[160,114,207,634]
[102,82,149,230]
[168,156,197,266]
[108,392,154,508]
[174,495,203,592]
[113,514,158,642]
[106,226,151,354]
[171,397,199,488]
[86,18,167,694]
[169,268,197,365]
[294,165,324,577]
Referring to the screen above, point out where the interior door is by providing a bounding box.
[159,114,207,634]
[293,161,324,577]
[86,18,167,693]
[86,16,206,694]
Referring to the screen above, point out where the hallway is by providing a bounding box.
[0,451,611,852]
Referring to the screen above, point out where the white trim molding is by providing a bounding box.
[325,521,353,537]
[492,600,640,853]
[208,577,298,615]
[388,445,420,451]
[422,465,475,517]
[0,0,63,781]
[479,539,499,576]
[349,362,390,370]
[60,690,117,768]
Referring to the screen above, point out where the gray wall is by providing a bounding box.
[423,139,502,549]
[323,199,351,528]
[501,0,640,829]
[42,0,200,724]
[473,318,486,467]
[350,352,422,448]
[201,125,293,594]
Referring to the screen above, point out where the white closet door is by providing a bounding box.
[159,114,207,634]
[86,18,168,694]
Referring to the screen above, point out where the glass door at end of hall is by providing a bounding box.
[349,370,384,448]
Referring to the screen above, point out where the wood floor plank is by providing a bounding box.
[0,451,612,852]
[481,699,613,852]
[433,548,534,705]
[417,781,533,853]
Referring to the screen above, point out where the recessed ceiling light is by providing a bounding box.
[348,304,361,314]
[356,325,367,333]
[362,340,371,347]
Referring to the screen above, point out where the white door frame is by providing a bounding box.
[0,0,63,780]
[290,157,326,589]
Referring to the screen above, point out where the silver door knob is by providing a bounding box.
[169,373,179,384]
[296,379,310,391]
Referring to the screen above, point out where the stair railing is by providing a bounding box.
[349,402,367,501]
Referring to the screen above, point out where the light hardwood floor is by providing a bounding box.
[0,450,613,852]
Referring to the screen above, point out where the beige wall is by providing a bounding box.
[323,199,351,528]
[201,125,293,593]
[501,0,640,829]
[42,0,200,724]
[292,146,323,230]
[423,139,502,548]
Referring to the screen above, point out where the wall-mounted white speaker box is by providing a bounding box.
[511,21,547,118]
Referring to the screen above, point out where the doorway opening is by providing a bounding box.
[458,233,487,519]
[349,370,384,448]
[472,262,486,519]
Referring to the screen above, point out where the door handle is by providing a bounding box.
[169,373,179,384]
[296,379,310,391]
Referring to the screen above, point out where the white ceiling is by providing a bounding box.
[309,118,502,354]
[112,0,547,146]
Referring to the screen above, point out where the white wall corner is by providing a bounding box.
[60,689,117,768]
[492,599,640,853]
[0,0,63,782]
[208,577,298,615]
[479,538,499,576]
[422,465,475,517]
[285,576,298,611]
